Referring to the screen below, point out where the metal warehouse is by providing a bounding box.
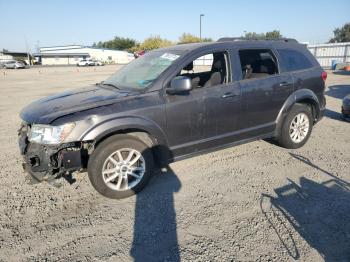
[35,45,134,65]
[308,42,350,68]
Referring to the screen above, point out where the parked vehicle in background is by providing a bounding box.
[94,60,104,66]
[3,60,25,69]
[19,38,326,199]
[342,94,350,121]
[77,59,95,66]
[134,50,146,58]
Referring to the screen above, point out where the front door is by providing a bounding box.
[165,87,206,157]
[165,50,241,157]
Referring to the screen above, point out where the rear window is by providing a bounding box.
[277,49,313,72]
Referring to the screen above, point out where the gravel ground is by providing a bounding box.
[0,66,349,262]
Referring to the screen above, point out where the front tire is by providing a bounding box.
[88,134,154,199]
[277,103,313,149]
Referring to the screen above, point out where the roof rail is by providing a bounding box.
[217,37,298,43]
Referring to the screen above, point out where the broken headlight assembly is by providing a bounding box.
[28,123,75,145]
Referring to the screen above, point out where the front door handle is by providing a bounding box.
[222,92,238,98]
[279,82,293,87]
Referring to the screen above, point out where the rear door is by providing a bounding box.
[276,48,326,113]
[235,48,294,137]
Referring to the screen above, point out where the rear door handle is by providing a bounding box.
[279,82,293,87]
[222,92,238,98]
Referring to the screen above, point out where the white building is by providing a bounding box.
[307,42,350,68]
[0,52,13,64]
[36,45,134,65]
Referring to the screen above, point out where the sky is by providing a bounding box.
[0,0,349,52]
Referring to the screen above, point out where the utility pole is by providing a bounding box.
[24,36,31,66]
[200,14,204,41]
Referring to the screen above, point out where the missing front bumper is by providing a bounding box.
[20,142,86,182]
[18,123,90,182]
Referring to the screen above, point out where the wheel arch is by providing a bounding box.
[275,89,320,137]
[82,117,171,167]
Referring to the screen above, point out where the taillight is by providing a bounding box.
[321,71,327,82]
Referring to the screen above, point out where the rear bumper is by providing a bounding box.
[342,98,350,116]
[342,107,350,116]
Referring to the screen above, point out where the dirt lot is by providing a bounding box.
[0,66,349,261]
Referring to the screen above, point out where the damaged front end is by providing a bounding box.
[18,123,90,182]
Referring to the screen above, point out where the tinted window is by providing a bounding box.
[278,49,313,72]
[177,51,229,89]
[238,49,278,80]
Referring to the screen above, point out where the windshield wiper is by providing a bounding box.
[99,81,120,90]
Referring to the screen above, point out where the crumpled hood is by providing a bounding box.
[20,85,132,124]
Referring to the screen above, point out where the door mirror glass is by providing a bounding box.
[167,76,192,95]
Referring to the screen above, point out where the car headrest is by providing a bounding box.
[212,53,226,71]
[260,59,276,74]
[213,60,222,70]
[183,62,193,71]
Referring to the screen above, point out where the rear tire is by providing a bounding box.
[88,134,154,199]
[277,103,313,149]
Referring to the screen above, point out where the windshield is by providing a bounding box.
[103,51,181,91]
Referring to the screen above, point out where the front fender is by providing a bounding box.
[80,116,168,146]
[275,89,320,135]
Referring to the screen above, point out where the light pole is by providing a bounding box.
[200,14,204,41]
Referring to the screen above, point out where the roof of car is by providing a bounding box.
[156,42,212,53]
[155,38,302,54]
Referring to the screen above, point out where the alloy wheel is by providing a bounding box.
[289,113,310,143]
[101,148,145,191]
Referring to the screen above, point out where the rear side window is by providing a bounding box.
[238,49,278,80]
[277,49,313,72]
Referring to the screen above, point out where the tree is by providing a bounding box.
[329,23,350,43]
[265,30,283,39]
[178,33,200,44]
[139,36,172,50]
[94,36,137,50]
[178,33,213,44]
[244,30,283,39]
[201,37,213,42]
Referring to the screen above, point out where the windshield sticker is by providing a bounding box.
[161,53,180,61]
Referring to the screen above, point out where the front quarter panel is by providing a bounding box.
[52,90,167,146]
[81,116,168,145]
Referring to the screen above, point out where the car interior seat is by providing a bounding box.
[204,53,226,87]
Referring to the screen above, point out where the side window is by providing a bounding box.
[238,49,278,80]
[180,54,213,74]
[277,49,313,72]
[178,51,229,89]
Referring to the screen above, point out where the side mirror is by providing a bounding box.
[167,76,192,95]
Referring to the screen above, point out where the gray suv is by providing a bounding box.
[18,38,326,199]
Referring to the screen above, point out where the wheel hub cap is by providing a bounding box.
[101,148,146,191]
[289,113,310,143]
